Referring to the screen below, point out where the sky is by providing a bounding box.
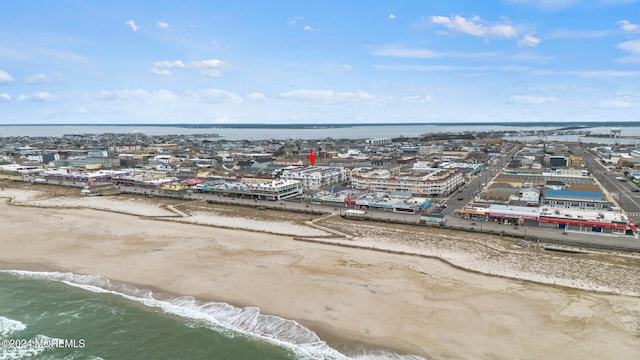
[1,0,640,124]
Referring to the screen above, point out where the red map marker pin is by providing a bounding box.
[309,149,315,166]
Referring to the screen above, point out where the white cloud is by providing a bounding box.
[617,40,640,64]
[279,89,375,103]
[150,68,172,76]
[187,89,244,103]
[190,59,231,68]
[200,69,223,77]
[616,39,640,63]
[246,92,267,102]
[0,41,89,66]
[372,46,437,58]
[96,89,177,102]
[287,16,316,31]
[151,59,231,77]
[25,73,50,84]
[154,60,186,68]
[504,0,582,11]
[389,13,396,20]
[17,92,56,102]
[157,21,169,29]
[431,15,518,39]
[518,34,541,47]
[618,19,640,33]
[125,20,140,32]
[600,98,632,108]
[549,29,613,38]
[402,95,435,103]
[0,70,14,84]
[374,64,463,71]
[509,95,557,104]
[0,93,10,102]
[341,64,353,71]
[288,16,304,26]
[190,59,232,77]
[371,45,499,59]
[617,39,640,53]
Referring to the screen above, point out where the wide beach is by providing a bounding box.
[1,185,640,359]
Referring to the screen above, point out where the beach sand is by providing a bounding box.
[1,187,640,359]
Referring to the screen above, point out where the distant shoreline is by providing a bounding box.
[1,120,640,129]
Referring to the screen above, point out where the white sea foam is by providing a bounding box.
[0,316,26,339]
[0,335,58,360]
[2,270,426,360]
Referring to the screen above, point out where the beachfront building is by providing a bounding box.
[280,166,350,190]
[312,189,430,214]
[0,164,41,175]
[110,170,178,190]
[350,167,464,197]
[540,189,610,210]
[191,179,302,201]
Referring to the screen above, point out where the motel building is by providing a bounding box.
[280,166,350,191]
[350,167,465,197]
[191,179,303,201]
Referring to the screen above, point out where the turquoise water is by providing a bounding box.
[0,271,424,360]
[0,271,297,359]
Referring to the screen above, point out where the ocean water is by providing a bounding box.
[0,271,424,360]
[2,122,639,140]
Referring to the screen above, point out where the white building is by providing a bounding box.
[366,138,392,146]
[412,161,435,171]
[192,179,302,200]
[109,144,142,152]
[519,188,540,204]
[350,167,465,197]
[24,152,60,163]
[280,166,350,190]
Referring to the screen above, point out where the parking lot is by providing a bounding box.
[497,174,596,187]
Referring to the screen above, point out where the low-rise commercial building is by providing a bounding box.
[192,179,302,200]
[351,167,464,197]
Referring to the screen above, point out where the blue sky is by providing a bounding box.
[1,0,639,124]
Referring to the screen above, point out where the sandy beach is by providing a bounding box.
[1,185,640,359]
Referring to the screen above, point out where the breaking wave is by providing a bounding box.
[2,270,425,360]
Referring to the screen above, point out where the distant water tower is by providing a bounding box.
[611,127,621,147]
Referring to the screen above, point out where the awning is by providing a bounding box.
[539,217,627,230]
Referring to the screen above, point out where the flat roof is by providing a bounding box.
[544,189,603,200]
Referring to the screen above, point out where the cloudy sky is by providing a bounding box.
[1,0,639,124]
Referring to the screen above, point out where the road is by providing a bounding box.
[574,145,640,223]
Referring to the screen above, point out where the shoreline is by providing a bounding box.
[2,187,640,359]
[0,260,421,358]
